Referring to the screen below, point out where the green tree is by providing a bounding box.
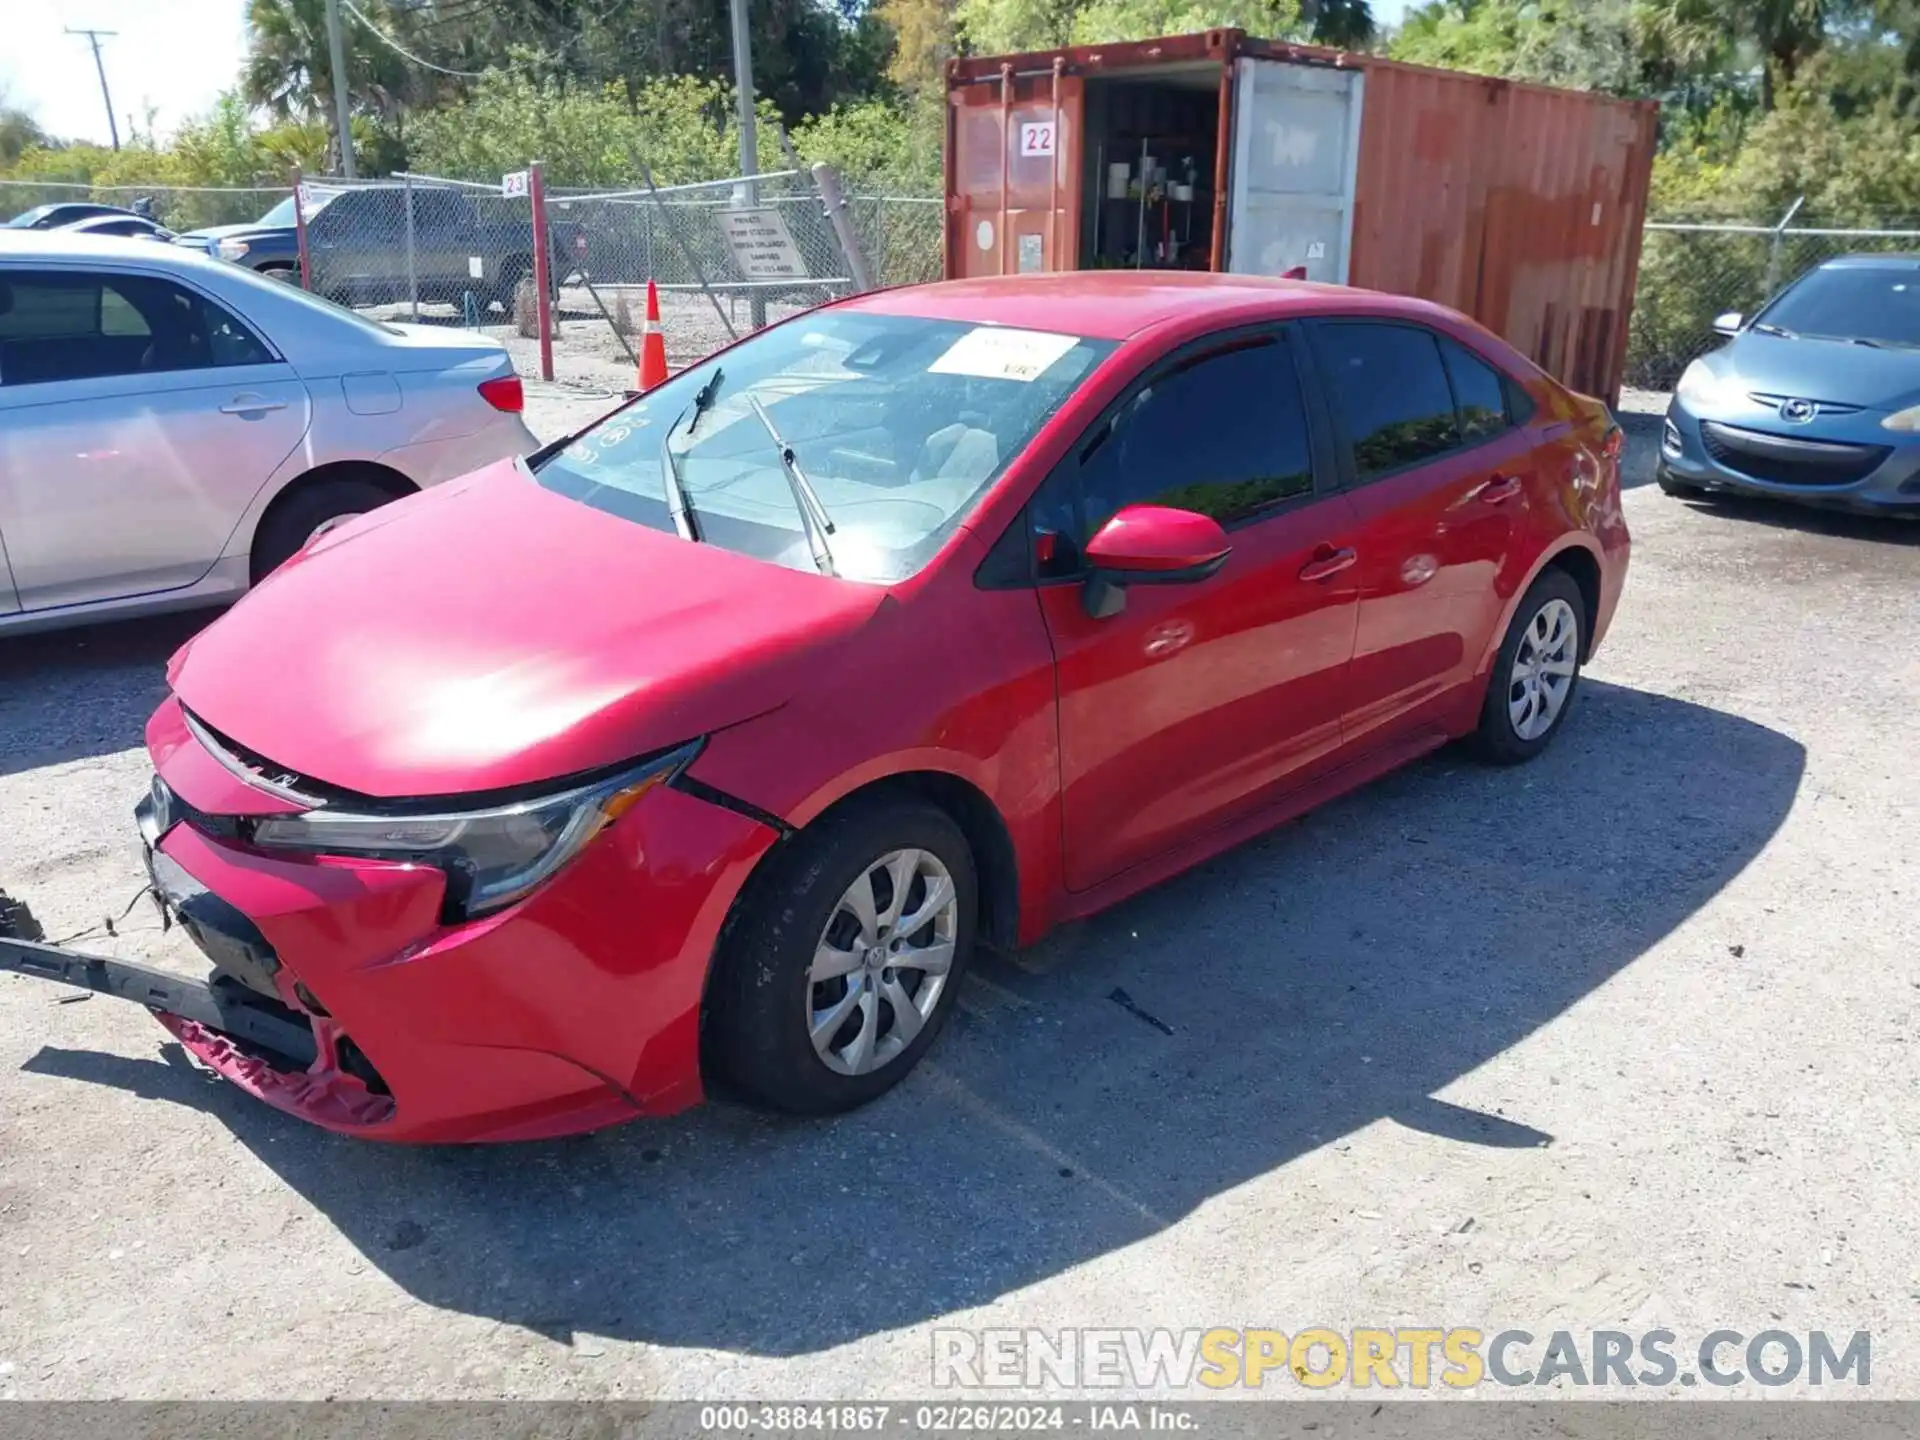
[2,89,48,169]
[241,0,421,170]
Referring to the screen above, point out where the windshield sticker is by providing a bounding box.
[928,326,1079,383]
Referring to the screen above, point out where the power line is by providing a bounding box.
[337,0,493,76]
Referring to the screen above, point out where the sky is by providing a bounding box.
[1,0,1416,146]
[0,0,249,145]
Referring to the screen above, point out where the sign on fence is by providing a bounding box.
[501,170,530,198]
[717,208,808,281]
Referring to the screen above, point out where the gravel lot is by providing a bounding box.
[2,391,1917,1400]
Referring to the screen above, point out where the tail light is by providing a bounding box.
[478,375,524,413]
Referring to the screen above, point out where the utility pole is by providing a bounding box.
[727,0,758,189]
[323,0,356,178]
[726,0,765,326]
[64,28,120,151]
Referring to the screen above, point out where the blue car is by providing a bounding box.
[1660,253,1920,516]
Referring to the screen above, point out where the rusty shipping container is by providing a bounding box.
[944,30,1658,399]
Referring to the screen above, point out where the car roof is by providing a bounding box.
[843,270,1460,341]
[0,228,218,269]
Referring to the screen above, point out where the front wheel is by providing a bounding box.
[707,797,977,1114]
[1471,568,1586,765]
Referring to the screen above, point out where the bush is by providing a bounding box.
[406,71,785,188]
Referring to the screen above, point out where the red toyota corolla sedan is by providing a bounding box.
[57,273,1631,1141]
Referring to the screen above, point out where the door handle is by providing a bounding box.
[1298,545,1357,583]
[1477,474,1522,504]
[220,396,287,415]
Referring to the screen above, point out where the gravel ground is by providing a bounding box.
[2,390,1918,1400]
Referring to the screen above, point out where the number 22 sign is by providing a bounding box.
[1019,120,1057,158]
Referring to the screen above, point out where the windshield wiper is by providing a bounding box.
[657,367,723,543]
[1750,322,1796,338]
[742,393,838,577]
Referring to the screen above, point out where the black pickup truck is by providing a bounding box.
[176,183,588,308]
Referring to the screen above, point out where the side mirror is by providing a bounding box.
[1080,504,1231,619]
[1712,311,1743,337]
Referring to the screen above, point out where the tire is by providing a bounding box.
[707,797,978,1115]
[489,257,528,312]
[1656,464,1707,499]
[257,263,298,285]
[1471,567,1587,766]
[251,476,397,583]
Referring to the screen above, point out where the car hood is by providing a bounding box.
[176,222,285,242]
[1715,331,1920,411]
[168,461,889,798]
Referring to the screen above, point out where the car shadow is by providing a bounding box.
[0,611,214,777]
[1677,492,1920,545]
[23,679,1805,1358]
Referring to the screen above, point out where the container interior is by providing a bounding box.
[1077,65,1223,272]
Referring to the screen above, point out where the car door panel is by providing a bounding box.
[1041,493,1362,889]
[0,365,310,610]
[0,267,311,611]
[1340,430,1532,744]
[0,527,19,614]
[1028,325,1362,892]
[1307,320,1525,750]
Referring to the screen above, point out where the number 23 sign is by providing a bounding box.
[1019,120,1057,158]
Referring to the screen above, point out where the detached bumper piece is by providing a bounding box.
[0,937,316,1065]
[2,931,397,1129]
[5,822,400,1131]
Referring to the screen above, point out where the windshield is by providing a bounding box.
[1756,264,1920,348]
[255,193,333,228]
[534,312,1114,582]
[220,260,399,335]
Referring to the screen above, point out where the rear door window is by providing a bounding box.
[1439,336,1512,444]
[0,269,273,385]
[1312,321,1463,482]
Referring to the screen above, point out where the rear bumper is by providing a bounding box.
[1662,402,1920,515]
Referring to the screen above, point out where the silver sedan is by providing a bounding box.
[0,229,536,634]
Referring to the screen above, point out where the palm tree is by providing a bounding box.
[241,0,417,171]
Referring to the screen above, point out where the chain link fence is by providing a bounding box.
[1625,204,1920,389]
[290,173,547,328]
[0,178,291,235]
[41,169,1873,402]
[846,195,944,290]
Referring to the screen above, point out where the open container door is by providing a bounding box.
[948,66,1085,279]
[1225,58,1364,283]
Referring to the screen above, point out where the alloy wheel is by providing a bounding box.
[807,848,958,1076]
[1508,596,1579,741]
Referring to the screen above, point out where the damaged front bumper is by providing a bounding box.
[0,788,401,1129]
[4,707,783,1142]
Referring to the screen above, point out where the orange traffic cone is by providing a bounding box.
[637,280,668,392]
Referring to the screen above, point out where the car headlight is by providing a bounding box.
[1882,405,1920,432]
[1675,360,1742,409]
[216,237,250,260]
[250,741,701,918]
